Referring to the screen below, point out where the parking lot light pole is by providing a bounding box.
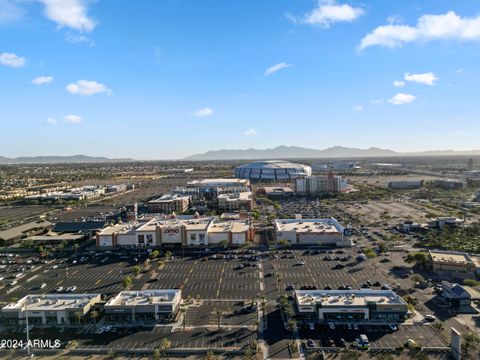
[24,302,30,356]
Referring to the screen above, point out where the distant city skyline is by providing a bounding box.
[1,0,480,159]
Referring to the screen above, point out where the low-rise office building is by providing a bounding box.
[217,191,253,211]
[2,294,101,326]
[274,218,353,247]
[438,281,472,309]
[294,290,408,324]
[388,180,423,190]
[431,179,466,190]
[428,217,464,230]
[147,194,191,213]
[429,250,480,278]
[104,290,182,324]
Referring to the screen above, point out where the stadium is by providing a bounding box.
[234,160,312,180]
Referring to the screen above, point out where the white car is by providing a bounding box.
[389,324,398,331]
[347,324,352,330]
[309,323,315,330]
[353,324,359,330]
[67,286,77,292]
[296,261,305,266]
[425,314,436,322]
[56,286,64,292]
[40,283,47,289]
[328,322,335,330]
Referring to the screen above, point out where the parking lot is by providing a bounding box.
[145,254,262,300]
[300,324,449,349]
[184,300,257,327]
[269,249,394,294]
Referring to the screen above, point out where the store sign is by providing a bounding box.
[164,228,179,234]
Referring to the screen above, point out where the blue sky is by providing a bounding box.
[1,0,480,159]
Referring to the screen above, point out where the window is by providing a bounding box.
[190,233,197,240]
[138,234,145,243]
[199,233,205,241]
[146,234,153,243]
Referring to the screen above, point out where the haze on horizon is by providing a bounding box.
[1,0,480,160]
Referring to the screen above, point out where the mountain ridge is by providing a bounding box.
[0,155,134,164]
[184,145,480,160]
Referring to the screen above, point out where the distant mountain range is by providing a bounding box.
[0,155,133,164]
[184,145,480,160]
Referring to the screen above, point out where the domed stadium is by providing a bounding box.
[235,160,312,180]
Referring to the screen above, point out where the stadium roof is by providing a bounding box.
[235,160,308,169]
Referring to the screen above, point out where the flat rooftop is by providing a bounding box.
[429,250,472,265]
[149,194,191,203]
[98,223,141,236]
[105,290,181,307]
[295,290,406,307]
[275,218,342,234]
[209,221,249,233]
[3,294,100,312]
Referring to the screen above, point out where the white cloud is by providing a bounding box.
[264,62,292,76]
[352,105,363,112]
[39,0,96,32]
[63,114,83,123]
[66,80,112,96]
[370,99,384,104]
[193,107,214,118]
[359,11,480,50]
[244,128,258,136]
[393,80,405,88]
[46,117,58,125]
[404,72,438,85]
[0,0,25,23]
[0,52,26,68]
[288,0,364,28]
[386,14,403,25]
[388,93,416,105]
[32,76,54,85]
[456,68,465,74]
[65,32,95,46]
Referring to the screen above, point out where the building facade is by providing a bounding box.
[294,290,408,325]
[2,294,101,326]
[96,215,254,248]
[104,290,182,324]
[147,194,191,213]
[274,218,353,247]
[295,173,348,195]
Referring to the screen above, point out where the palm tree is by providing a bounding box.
[74,311,83,333]
[90,310,99,331]
[180,306,188,330]
[214,308,224,331]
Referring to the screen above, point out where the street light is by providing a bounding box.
[24,301,31,356]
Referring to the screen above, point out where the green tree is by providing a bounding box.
[377,241,387,253]
[205,351,216,360]
[150,250,160,259]
[218,240,229,249]
[405,252,428,268]
[277,239,291,249]
[122,275,132,288]
[133,265,141,276]
[90,309,99,331]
